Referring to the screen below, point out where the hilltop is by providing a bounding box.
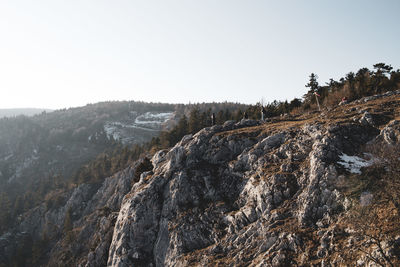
[1,90,399,266]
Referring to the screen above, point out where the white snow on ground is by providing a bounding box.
[104,122,159,140]
[135,112,174,125]
[337,153,374,174]
[112,121,159,131]
[103,112,173,141]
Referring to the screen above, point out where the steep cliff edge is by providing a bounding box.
[107,92,400,266]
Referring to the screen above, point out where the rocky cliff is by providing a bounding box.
[107,91,400,266]
[1,91,400,266]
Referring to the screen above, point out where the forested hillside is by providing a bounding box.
[0,101,248,237]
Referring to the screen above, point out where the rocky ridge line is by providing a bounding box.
[107,115,392,266]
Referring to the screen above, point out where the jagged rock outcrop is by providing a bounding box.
[106,118,385,266]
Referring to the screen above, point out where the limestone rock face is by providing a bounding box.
[49,165,142,267]
[107,120,381,266]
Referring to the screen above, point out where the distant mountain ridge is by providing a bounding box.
[0,108,53,118]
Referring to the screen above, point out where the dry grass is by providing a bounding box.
[217,93,400,143]
[264,93,399,133]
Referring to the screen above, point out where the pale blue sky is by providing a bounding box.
[1,0,399,109]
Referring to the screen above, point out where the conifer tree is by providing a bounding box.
[188,109,201,134]
[303,73,319,105]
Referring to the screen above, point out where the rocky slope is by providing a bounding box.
[1,91,400,266]
[107,91,400,266]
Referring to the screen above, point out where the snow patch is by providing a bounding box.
[337,153,374,174]
[103,112,174,142]
[135,112,174,125]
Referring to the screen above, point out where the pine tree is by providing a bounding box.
[303,73,319,105]
[188,109,201,134]
[176,115,188,139]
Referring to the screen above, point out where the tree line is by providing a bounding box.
[303,63,400,109]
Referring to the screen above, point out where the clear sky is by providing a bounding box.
[1,0,399,109]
